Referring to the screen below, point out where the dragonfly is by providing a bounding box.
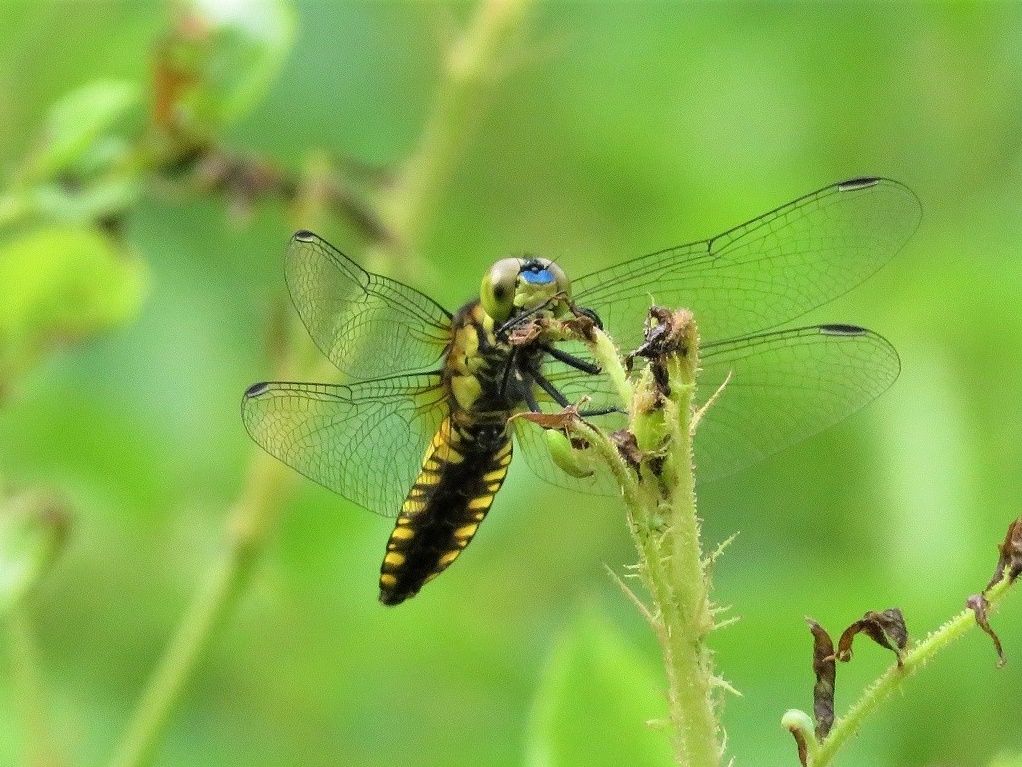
[242,176,921,605]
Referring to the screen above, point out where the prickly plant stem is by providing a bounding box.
[583,321,722,766]
[639,349,721,766]
[106,3,533,766]
[811,572,1017,767]
[660,365,721,767]
[588,328,633,411]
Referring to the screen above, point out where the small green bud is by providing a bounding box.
[544,429,595,478]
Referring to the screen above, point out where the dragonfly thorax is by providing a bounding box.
[445,302,542,415]
[479,256,571,324]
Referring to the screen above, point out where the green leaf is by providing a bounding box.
[0,226,148,386]
[525,609,673,767]
[23,80,141,182]
[157,0,295,138]
[31,177,142,223]
[0,490,70,616]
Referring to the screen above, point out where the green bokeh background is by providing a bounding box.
[2,2,1021,766]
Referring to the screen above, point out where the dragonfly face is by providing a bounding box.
[242,177,921,605]
[480,256,571,325]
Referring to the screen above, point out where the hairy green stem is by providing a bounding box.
[813,573,1017,767]
[583,317,723,766]
[637,347,721,766]
[106,2,533,766]
[660,391,720,765]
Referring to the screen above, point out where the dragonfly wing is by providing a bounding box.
[241,374,447,517]
[286,231,453,380]
[571,178,921,351]
[516,324,896,491]
[694,325,899,482]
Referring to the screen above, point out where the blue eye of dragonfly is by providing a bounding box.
[520,267,555,285]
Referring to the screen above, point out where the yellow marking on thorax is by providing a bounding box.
[451,375,483,412]
[451,325,483,373]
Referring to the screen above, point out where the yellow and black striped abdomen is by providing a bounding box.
[379,416,513,606]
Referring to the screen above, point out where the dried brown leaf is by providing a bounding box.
[966,593,1006,668]
[806,618,836,740]
[836,608,908,667]
[610,429,643,469]
[509,406,581,430]
[986,516,1022,591]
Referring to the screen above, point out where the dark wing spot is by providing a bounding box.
[244,382,271,398]
[837,177,880,192]
[293,229,317,242]
[819,324,867,336]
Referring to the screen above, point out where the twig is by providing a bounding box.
[812,572,1017,767]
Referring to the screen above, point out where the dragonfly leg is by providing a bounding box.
[498,348,518,400]
[540,343,601,375]
[523,380,543,413]
[531,368,619,418]
[572,305,603,330]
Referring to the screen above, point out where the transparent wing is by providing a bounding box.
[285,231,453,380]
[241,374,447,516]
[571,178,921,351]
[693,325,899,482]
[515,324,897,492]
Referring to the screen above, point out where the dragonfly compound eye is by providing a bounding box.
[541,259,570,301]
[481,258,524,323]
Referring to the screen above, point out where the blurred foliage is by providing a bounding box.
[0,489,69,617]
[0,226,147,388]
[525,609,673,767]
[19,79,140,185]
[151,0,295,143]
[1,2,1021,767]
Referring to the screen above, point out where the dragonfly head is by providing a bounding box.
[480,256,571,324]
